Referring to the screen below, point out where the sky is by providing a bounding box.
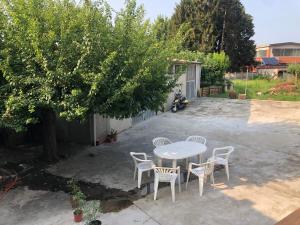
[107,0,300,45]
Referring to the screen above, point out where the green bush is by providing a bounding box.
[173,51,230,87]
[202,52,230,87]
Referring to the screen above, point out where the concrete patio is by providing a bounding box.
[1,98,300,225]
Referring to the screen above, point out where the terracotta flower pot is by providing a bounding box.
[73,210,83,223]
[238,94,247,100]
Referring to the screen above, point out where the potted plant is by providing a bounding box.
[238,93,247,99]
[73,208,83,223]
[105,129,118,143]
[68,179,86,209]
[228,90,237,99]
[84,200,102,225]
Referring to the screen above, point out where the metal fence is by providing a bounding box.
[225,72,258,80]
[132,110,157,125]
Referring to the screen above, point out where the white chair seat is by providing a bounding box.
[157,173,178,182]
[209,156,227,165]
[137,161,154,171]
[191,167,205,177]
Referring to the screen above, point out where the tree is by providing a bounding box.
[170,0,256,71]
[0,0,180,161]
[170,0,218,52]
[152,16,171,42]
[202,52,230,86]
[217,0,256,71]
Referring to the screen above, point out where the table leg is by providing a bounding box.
[157,158,162,167]
[198,154,202,163]
[172,159,177,168]
[185,158,189,170]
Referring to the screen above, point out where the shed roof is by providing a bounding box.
[257,42,300,49]
[171,59,201,65]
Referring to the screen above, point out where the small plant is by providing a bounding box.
[84,200,102,225]
[105,129,118,143]
[74,209,83,215]
[228,90,237,99]
[68,178,86,209]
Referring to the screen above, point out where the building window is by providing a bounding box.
[272,48,300,57]
[256,50,267,57]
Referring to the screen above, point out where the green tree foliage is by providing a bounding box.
[170,0,256,71]
[152,16,171,42]
[172,50,230,86]
[288,64,300,76]
[202,52,230,86]
[288,64,300,85]
[0,0,180,161]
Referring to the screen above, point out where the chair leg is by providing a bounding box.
[186,170,191,190]
[178,173,181,193]
[211,173,215,190]
[154,177,159,200]
[133,167,137,180]
[171,181,176,202]
[138,170,142,188]
[225,163,230,181]
[185,158,189,170]
[157,158,162,167]
[199,177,204,196]
[198,154,202,163]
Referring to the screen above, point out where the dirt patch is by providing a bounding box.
[0,161,138,213]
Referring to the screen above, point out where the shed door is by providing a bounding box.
[186,64,196,99]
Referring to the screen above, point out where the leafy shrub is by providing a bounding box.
[202,52,230,86]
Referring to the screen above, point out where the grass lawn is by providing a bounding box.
[222,79,300,101]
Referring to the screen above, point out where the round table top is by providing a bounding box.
[153,141,207,160]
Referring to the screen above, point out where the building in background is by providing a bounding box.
[255,42,300,77]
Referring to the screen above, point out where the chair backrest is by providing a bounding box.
[212,146,234,160]
[152,137,172,147]
[186,136,207,145]
[130,152,147,166]
[153,166,180,182]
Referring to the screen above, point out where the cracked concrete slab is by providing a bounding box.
[1,98,300,225]
[0,187,159,225]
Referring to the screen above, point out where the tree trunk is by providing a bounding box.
[42,109,58,162]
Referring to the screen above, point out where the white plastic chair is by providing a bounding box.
[130,152,154,188]
[209,146,234,181]
[153,166,181,202]
[186,135,207,145]
[186,159,215,196]
[185,135,207,164]
[152,137,172,147]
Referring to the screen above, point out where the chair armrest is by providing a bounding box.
[189,161,216,170]
[137,159,153,163]
[189,162,202,169]
[215,153,229,157]
[213,146,234,157]
[131,152,147,160]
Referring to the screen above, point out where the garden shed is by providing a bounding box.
[165,60,202,110]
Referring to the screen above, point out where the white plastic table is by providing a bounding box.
[153,141,207,168]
